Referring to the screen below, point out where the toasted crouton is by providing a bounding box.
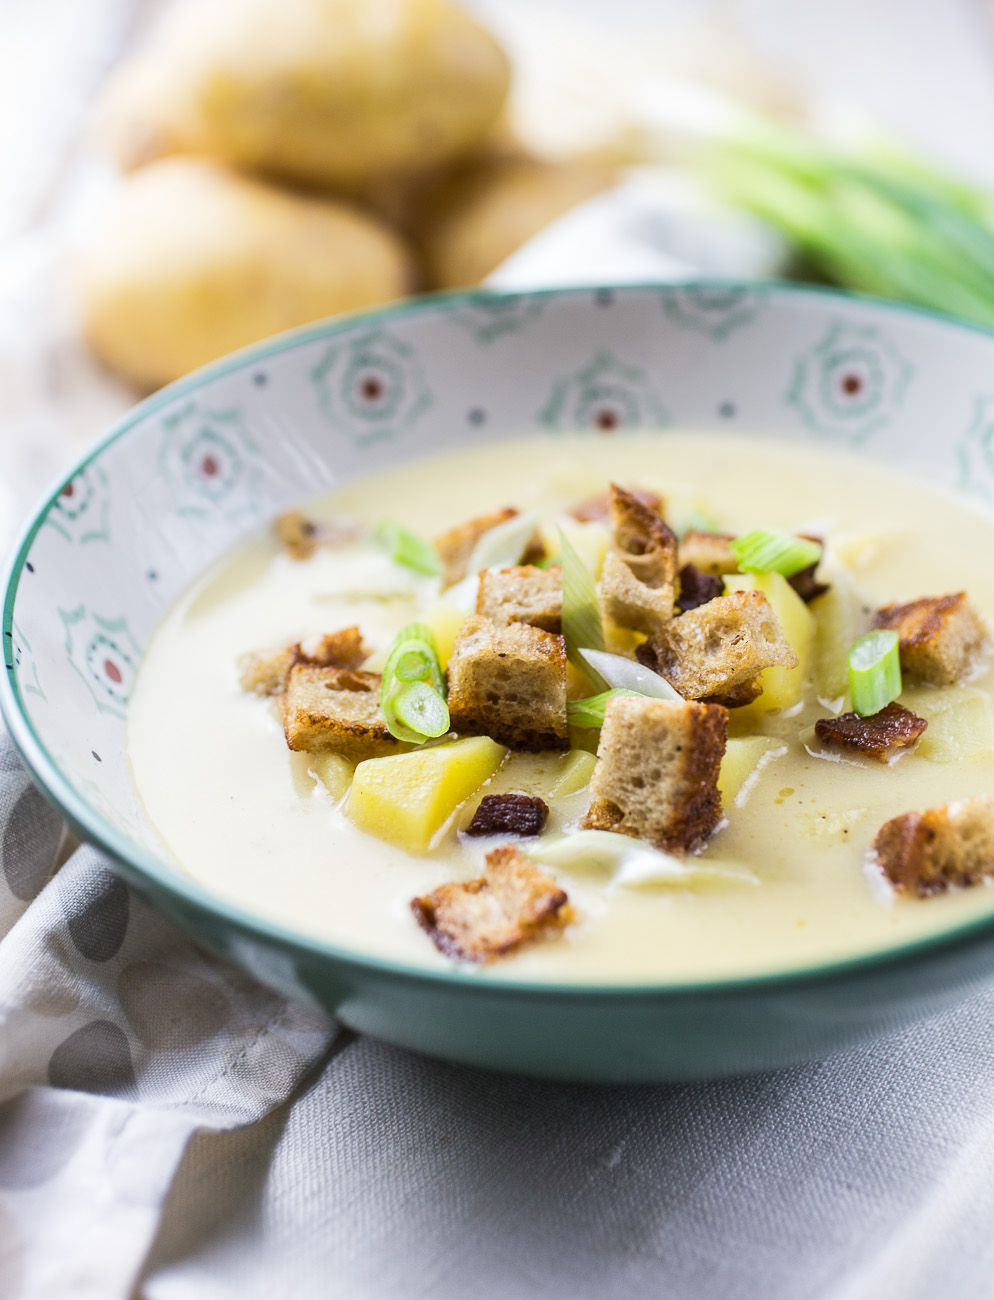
[446,615,568,751]
[601,483,678,634]
[678,531,740,576]
[282,664,403,760]
[476,564,562,633]
[239,645,300,696]
[570,487,663,524]
[239,625,369,696]
[871,592,987,686]
[582,694,728,854]
[639,590,797,703]
[434,507,519,588]
[411,844,570,962]
[872,796,994,896]
[275,510,322,561]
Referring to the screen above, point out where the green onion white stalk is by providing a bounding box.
[577,648,682,701]
[466,508,543,575]
[559,526,607,688]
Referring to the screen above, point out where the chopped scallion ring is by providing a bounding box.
[381,622,450,741]
[848,629,902,717]
[731,529,822,577]
[375,520,442,577]
[390,681,450,740]
[560,526,606,686]
[567,689,638,729]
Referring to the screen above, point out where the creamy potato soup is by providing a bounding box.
[127,432,994,983]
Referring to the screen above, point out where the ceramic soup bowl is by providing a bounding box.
[5,282,994,1082]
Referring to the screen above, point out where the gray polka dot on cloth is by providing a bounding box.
[61,867,129,962]
[48,1021,135,1096]
[0,1094,90,1189]
[118,961,230,1049]
[2,785,61,902]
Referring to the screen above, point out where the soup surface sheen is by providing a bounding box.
[128,431,994,983]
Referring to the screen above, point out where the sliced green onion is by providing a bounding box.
[567,688,638,729]
[576,648,682,701]
[731,529,822,577]
[560,526,605,685]
[381,622,449,741]
[382,622,444,693]
[848,629,902,717]
[375,520,441,577]
[390,681,450,740]
[466,508,543,575]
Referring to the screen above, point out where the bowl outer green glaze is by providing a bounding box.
[6,281,994,1082]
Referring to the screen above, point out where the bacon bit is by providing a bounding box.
[814,702,927,763]
[570,487,662,525]
[465,793,549,838]
[411,845,570,963]
[788,563,830,604]
[676,564,723,613]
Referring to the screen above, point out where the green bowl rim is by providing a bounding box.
[6,276,994,1001]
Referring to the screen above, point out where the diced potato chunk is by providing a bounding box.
[901,686,994,762]
[810,575,859,702]
[718,737,785,805]
[312,753,354,802]
[543,749,599,798]
[830,530,902,571]
[724,572,815,715]
[540,518,610,579]
[419,600,466,671]
[348,736,507,852]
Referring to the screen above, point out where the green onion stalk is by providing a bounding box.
[703,109,994,328]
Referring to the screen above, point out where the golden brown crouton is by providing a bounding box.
[275,510,322,561]
[239,625,369,696]
[274,510,362,560]
[434,506,519,588]
[411,844,570,963]
[282,664,403,760]
[476,564,562,633]
[872,796,994,896]
[639,590,797,703]
[239,645,300,696]
[601,483,678,635]
[570,487,662,524]
[302,626,369,672]
[446,615,568,751]
[871,592,987,686]
[678,531,740,576]
[582,694,728,854]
